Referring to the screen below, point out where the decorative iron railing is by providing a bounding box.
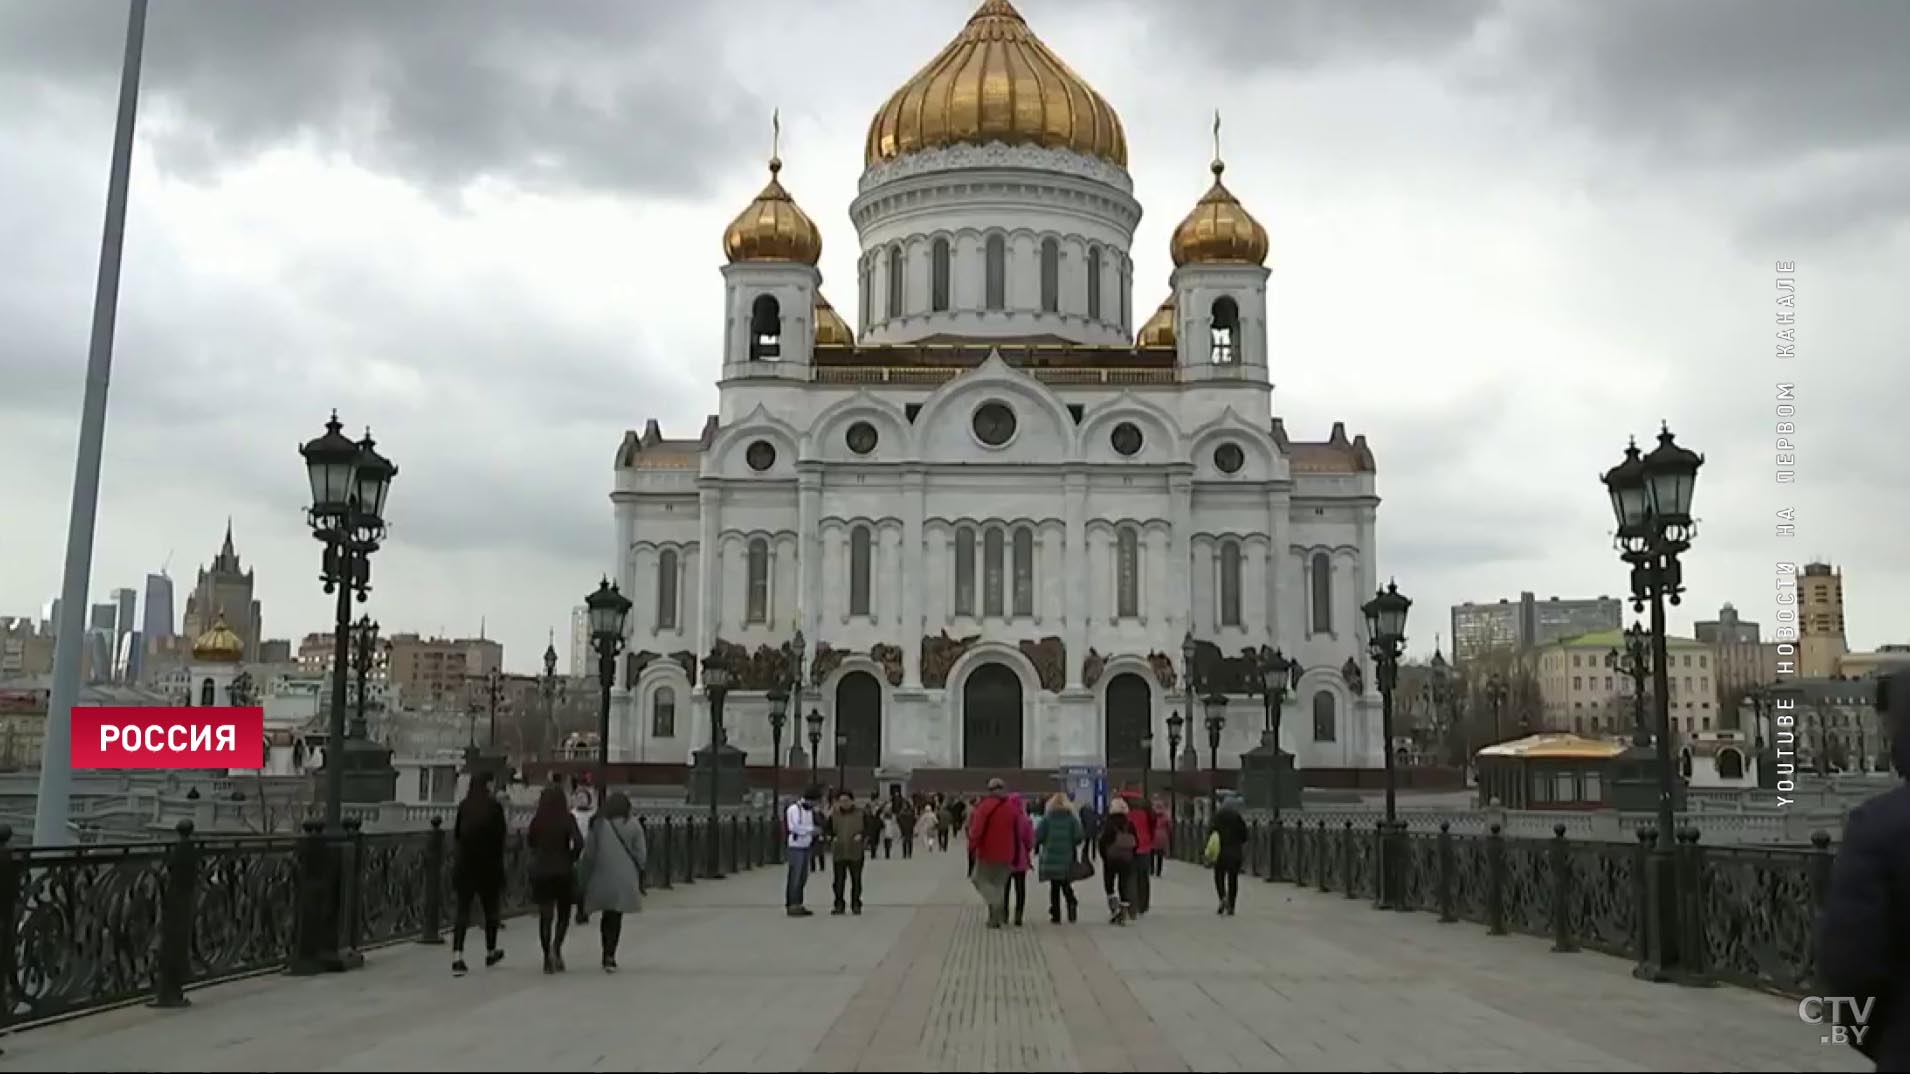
[1171,815,1834,997]
[0,812,781,1029]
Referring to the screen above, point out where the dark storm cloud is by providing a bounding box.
[0,0,763,198]
[1094,0,1499,72]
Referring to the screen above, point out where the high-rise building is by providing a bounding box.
[570,606,590,679]
[111,587,137,677]
[386,633,503,710]
[1451,592,1623,665]
[116,629,145,684]
[41,598,62,638]
[1798,562,1848,678]
[182,521,263,662]
[259,638,292,664]
[142,571,175,643]
[84,629,115,684]
[1695,603,1760,645]
[90,601,117,633]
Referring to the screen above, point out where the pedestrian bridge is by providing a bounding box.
[0,818,1864,1072]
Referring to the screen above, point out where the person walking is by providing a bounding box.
[882,807,900,860]
[1817,669,1909,1072]
[579,791,647,971]
[917,805,939,852]
[1000,797,1036,926]
[1079,802,1100,864]
[525,784,585,973]
[1035,793,1084,924]
[1152,798,1172,877]
[896,796,917,859]
[1209,794,1250,915]
[785,784,820,916]
[937,799,955,852]
[450,770,507,976]
[967,778,1020,928]
[862,792,884,865]
[1128,794,1156,917]
[828,791,869,915]
[1097,797,1139,925]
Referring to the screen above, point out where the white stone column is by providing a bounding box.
[1267,492,1286,649]
[903,468,925,686]
[694,485,722,754]
[1063,472,1087,687]
[797,467,822,688]
[1168,470,1193,644]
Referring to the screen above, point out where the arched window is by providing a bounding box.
[886,245,904,320]
[652,686,676,738]
[983,528,1005,617]
[859,260,871,332]
[985,234,1006,310]
[1210,295,1239,364]
[201,677,216,706]
[954,526,976,616]
[850,525,872,617]
[1717,749,1744,780]
[1119,259,1129,327]
[749,294,781,360]
[1040,237,1059,313]
[1311,551,1333,634]
[931,237,951,312]
[746,538,769,624]
[1012,526,1034,617]
[1313,692,1337,742]
[1219,540,1242,628]
[1116,526,1140,618]
[1086,245,1102,320]
[656,549,678,630]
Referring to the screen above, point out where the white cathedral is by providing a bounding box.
[608,0,1384,782]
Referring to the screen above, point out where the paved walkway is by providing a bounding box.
[3,843,1865,1072]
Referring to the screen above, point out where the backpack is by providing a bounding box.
[1106,824,1137,864]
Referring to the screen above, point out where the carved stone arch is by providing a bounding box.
[1075,390,1183,461]
[821,656,888,769]
[1096,654,1162,768]
[705,403,801,477]
[804,390,913,459]
[911,352,1075,460]
[945,640,1041,769]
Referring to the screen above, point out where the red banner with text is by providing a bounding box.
[71,707,265,769]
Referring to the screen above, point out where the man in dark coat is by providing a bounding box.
[1816,669,1910,1072]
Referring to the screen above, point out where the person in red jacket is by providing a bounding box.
[1125,793,1156,918]
[967,778,1022,928]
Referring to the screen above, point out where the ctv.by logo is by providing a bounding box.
[1798,996,1874,1046]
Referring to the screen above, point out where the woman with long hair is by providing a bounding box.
[1034,793,1084,924]
[526,783,584,973]
[1097,797,1139,925]
[579,791,647,972]
[450,770,507,976]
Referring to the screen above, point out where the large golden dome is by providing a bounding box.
[722,157,823,265]
[192,616,244,664]
[814,293,855,347]
[865,0,1126,170]
[1136,293,1176,348]
[1170,158,1268,267]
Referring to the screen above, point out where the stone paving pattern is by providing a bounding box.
[2,841,1867,1072]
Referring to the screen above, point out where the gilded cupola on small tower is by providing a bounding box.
[721,155,822,266]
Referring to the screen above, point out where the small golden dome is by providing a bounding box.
[722,157,822,265]
[1170,159,1269,267]
[865,0,1126,170]
[1136,293,1176,348]
[192,617,244,663]
[814,293,855,347]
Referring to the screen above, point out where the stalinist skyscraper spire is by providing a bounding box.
[182,521,262,662]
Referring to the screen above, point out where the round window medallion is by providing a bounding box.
[1213,442,1245,474]
[845,421,878,455]
[972,402,1017,447]
[1110,421,1143,457]
[746,440,777,472]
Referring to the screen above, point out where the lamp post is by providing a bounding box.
[1165,710,1183,834]
[1181,630,1200,772]
[806,707,823,789]
[700,647,733,879]
[1362,580,1411,911]
[835,727,848,798]
[300,412,395,834]
[1255,646,1301,880]
[1610,622,1653,749]
[1602,424,1703,983]
[349,616,378,742]
[1140,724,1155,803]
[1202,692,1226,816]
[540,633,562,762]
[1487,673,1509,745]
[584,579,631,803]
[767,627,804,842]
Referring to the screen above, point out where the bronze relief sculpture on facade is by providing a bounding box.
[920,630,981,689]
[870,643,904,687]
[1147,650,1177,690]
[1081,648,1106,689]
[811,642,844,686]
[1018,636,1067,693]
[1341,656,1364,694]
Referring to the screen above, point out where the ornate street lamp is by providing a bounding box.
[1181,630,1201,771]
[700,647,734,879]
[585,579,631,801]
[541,632,563,762]
[1362,580,1411,910]
[1487,673,1509,745]
[1609,621,1653,749]
[1256,645,1302,881]
[805,707,824,789]
[1602,423,1703,983]
[1140,723,1155,803]
[767,627,804,861]
[1202,691,1227,815]
[300,412,394,834]
[349,616,378,742]
[1165,710,1184,834]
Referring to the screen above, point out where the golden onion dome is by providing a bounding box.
[722,157,822,265]
[865,0,1126,170]
[1136,293,1176,348]
[192,617,244,663]
[814,292,855,347]
[1170,158,1269,267]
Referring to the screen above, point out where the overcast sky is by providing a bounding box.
[2,0,1904,675]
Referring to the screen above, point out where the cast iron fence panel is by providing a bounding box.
[7,842,168,1024]
[1698,845,1817,994]
[1500,839,1551,938]
[352,834,430,947]
[1400,834,1439,912]
[1450,835,1490,925]
[1347,826,1376,900]
[190,836,301,981]
[1566,842,1639,958]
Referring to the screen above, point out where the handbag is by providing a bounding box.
[1070,857,1095,882]
[1204,831,1221,865]
[1106,828,1137,864]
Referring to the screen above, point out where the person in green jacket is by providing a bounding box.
[1034,793,1085,924]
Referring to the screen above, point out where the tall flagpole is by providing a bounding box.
[35,0,150,847]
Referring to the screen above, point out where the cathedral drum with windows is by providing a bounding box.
[609,0,1383,783]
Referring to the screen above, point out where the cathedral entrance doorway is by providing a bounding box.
[836,671,882,768]
[962,662,1023,768]
[1104,672,1151,769]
